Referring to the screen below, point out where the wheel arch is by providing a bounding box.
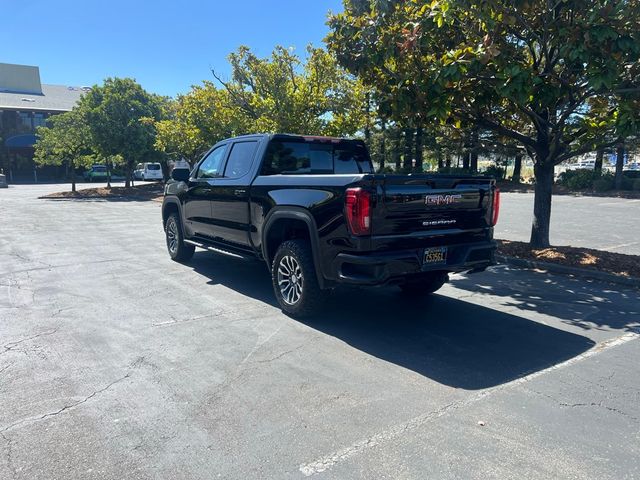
[262,208,325,288]
[162,198,182,230]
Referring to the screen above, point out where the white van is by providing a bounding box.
[134,162,164,181]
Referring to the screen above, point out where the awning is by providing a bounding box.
[5,134,38,149]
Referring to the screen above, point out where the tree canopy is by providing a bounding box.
[154,82,249,163]
[155,45,367,162]
[327,0,640,246]
[216,45,366,135]
[34,109,93,192]
[80,77,167,186]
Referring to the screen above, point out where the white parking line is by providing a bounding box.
[597,199,640,206]
[600,241,639,251]
[299,329,640,477]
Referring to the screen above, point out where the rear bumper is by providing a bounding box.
[331,241,496,286]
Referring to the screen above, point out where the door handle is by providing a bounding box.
[234,189,247,196]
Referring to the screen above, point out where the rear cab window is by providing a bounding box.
[261,138,373,175]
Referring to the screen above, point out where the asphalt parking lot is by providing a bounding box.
[497,192,640,255]
[1,184,639,479]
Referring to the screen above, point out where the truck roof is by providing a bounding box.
[223,133,360,143]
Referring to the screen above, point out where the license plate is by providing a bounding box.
[424,247,447,265]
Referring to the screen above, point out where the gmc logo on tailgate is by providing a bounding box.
[425,194,463,206]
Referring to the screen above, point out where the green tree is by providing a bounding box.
[213,45,366,136]
[328,0,640,247]
[155,82,250,163]
[81,78,166,187]
[34,109,93,192]
[156,46,367,164]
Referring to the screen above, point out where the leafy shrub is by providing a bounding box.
[633,179,640,191]
[483,165,505,179]
[593,176,614,192]
[438,167,471,175]
[557,169,598,190]
[623,171,640,179]
[620,175,634,190]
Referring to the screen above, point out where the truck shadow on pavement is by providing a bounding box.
[188,252,612,390]
[449,265,640,333]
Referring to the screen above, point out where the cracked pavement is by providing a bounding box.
[1,184,639,479]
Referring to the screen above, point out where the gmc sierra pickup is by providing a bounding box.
[162,134,499,316]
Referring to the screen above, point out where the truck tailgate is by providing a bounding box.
[372,175,494,238]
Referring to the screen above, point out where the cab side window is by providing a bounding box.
[196,145,227,179]
[224,141,258,179]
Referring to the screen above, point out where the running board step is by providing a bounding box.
[184,239,256,260]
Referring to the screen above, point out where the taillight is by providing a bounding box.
[491,188,500,226]
[345,187,371,236]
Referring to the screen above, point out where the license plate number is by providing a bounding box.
[424,247,447,264]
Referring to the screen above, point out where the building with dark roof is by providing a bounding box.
[0,62,85,182]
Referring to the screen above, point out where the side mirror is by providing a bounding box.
[171,168,190,182]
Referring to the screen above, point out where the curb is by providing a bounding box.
[496,255,640,289]
[38,195,161,202]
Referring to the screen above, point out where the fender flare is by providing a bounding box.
[262,207,326,288]
[161,197,184,231]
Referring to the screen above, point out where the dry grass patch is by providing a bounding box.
[40,182,164,202]
[497,239,640,278]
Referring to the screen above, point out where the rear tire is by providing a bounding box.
[165,213,195,262]
[272,240,324,317]
[399,272,448,295]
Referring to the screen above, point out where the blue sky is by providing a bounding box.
[2,0,344,97]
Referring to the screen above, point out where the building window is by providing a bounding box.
[19,112,32,130]
[33,113,46,128]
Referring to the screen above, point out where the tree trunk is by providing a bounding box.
[71,164,76,193]
[462,152,470,170]
[64,159,74,193]
[414,126,423,172]
[437,150,444,169]
[594,148,604,175]
[469,128,479,172]
[403,128,414,169]
[529,162,555,248]
[445,154,451,168]
[615,143,625,190]
[512,153,523,183]
[106,159,112,189]
[379,118,386,171]
[125,159,135,188]
[364,93,371,147]
[393,128,402,171]
[470,150,478,173]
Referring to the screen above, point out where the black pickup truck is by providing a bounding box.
[162,134,499,316]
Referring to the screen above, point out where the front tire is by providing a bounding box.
[272,240,324,317]
[165,213,195,262]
